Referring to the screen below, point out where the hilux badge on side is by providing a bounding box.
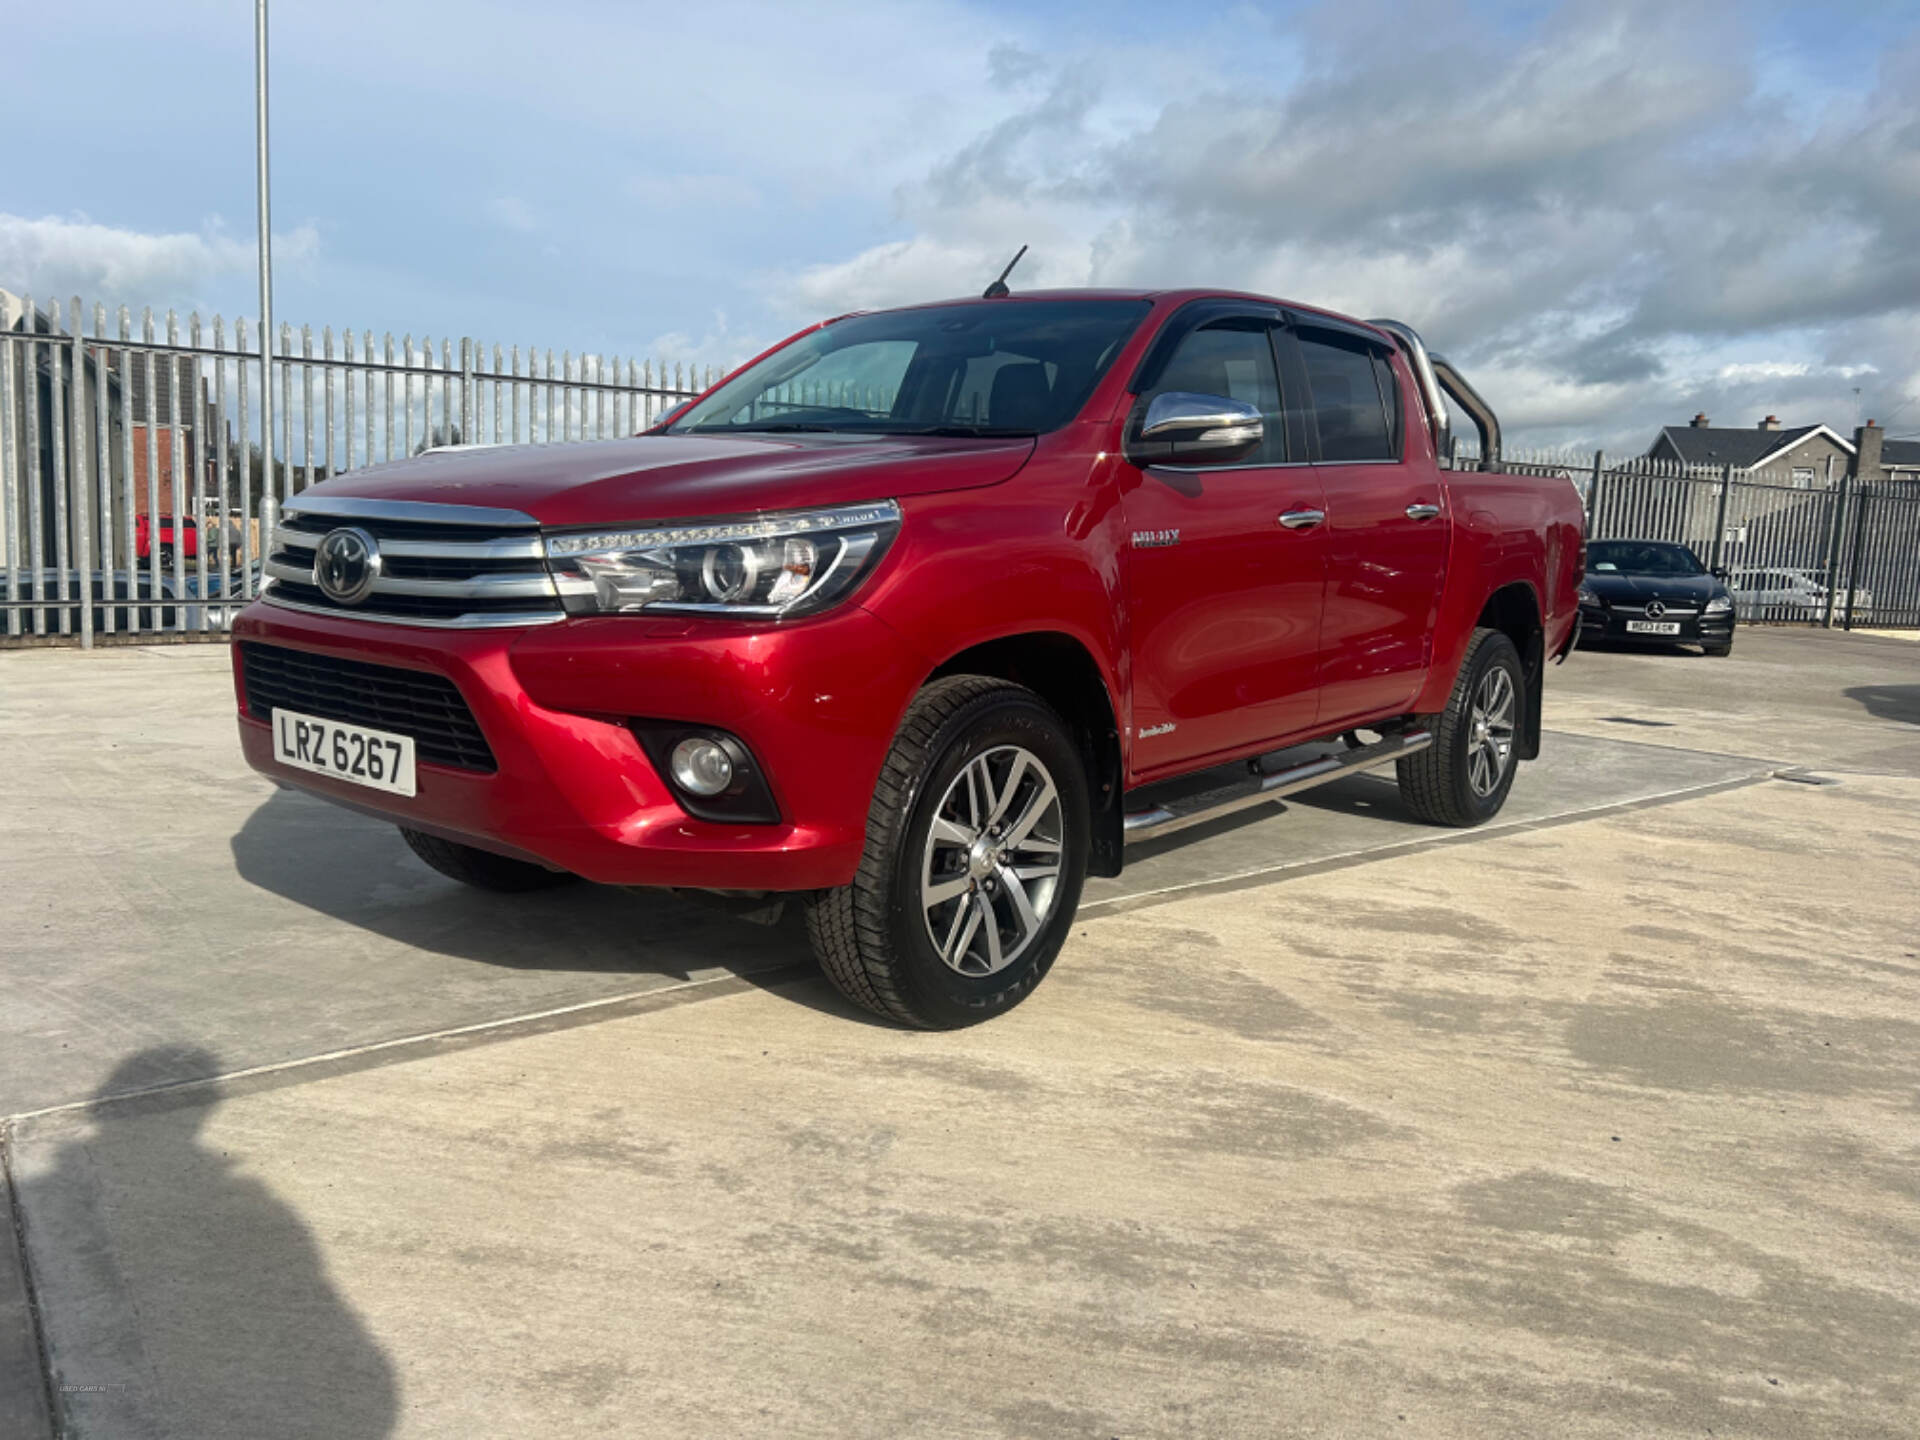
[1131,529,1180,549]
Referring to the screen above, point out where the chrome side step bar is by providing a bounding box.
[1122,728,1433,844]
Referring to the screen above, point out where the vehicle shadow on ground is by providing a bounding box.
[229,786,811,984]
[19,1045,398,1439]
[1845,683,1920,725]
[1573,638,1714,658]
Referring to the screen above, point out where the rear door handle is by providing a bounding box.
[1405,503,1442,521]
[1278,509,1326,531]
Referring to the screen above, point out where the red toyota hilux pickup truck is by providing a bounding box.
[232,289,1583,1028]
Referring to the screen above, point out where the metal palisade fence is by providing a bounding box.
[0,293,715,644]
[1478,447,1920,629]
[7,298,1920,646]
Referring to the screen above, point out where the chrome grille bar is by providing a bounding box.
[274,529,545,561]
[262,497,565,628]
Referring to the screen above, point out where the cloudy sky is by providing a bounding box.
[5,0,1916,451]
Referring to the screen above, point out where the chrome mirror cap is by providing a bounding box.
[1129,392,1264,466]
[1140,391,1262,441]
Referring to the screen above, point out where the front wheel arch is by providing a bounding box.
[805,675,1092,1028]
[925,630,1124,878]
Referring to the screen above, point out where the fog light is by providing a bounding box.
[631,722,779,824]
[670,737,734,796]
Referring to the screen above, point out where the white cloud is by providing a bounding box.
[0,212,319,315]
[764,1,1920,451]
[635,309,773,377]
[7,0,1914,455]
[1718,361,1812,383]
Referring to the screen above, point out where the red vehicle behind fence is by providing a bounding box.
[135,512,199,565]
[232,287,1584,1027]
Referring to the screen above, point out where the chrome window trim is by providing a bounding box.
[1145,457,1408,475]
[1146,461,1310,474]
[258,591,566,629]
[282,496,541,530]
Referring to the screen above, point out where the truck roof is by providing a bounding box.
[828,288,1395,344]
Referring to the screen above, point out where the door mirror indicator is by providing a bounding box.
[1126,392,1264,467]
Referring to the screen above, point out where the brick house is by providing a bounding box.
[124,351,206,520]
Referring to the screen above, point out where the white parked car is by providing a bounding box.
[1730,568,1873,620]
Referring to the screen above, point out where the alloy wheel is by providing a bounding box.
[920,745,1064,976]
[1467,666,1516,797]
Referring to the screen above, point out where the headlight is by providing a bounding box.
[1577,584,1602,608]
[546,501,901,617]
[1704,594,1733,614]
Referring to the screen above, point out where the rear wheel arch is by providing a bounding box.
[927,631,1124,878]
[1474,581,1544,761]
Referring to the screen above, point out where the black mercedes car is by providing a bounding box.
[1577,540,1736,656]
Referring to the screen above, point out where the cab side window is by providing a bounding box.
[1298,332,1397,462]
[1148,322,1286,464]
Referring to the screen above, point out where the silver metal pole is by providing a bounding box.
[254,0,275,511]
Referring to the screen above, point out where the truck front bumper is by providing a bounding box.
[231,600,927,890]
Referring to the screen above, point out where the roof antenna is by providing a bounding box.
[982,245,1028,299]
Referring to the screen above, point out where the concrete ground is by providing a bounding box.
[2,627,1917,1438]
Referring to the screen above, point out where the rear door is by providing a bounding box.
[1280,321,1449,728]
[1120,312,1327,776]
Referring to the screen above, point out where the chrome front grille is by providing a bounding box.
[262,497,565,628]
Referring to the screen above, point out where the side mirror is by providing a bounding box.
[1125,392,1263,467]
[1711,566,1729,580]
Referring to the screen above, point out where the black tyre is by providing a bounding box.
[1702,640,1733,657]
[399,827,576,892]
[804,676,1090,1029]
[1397,627,1524,827]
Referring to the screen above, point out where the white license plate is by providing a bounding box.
[272,707,417,796]
[1625,620,1682,635]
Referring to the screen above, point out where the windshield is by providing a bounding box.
[668,300,1151,437]
[1587,541,1707,577]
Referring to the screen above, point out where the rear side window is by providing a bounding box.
[1148,322,1285,464]
[1299,333,1396,462]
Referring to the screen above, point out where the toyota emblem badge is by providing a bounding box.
[314,526,382,605]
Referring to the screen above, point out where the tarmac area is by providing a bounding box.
[2,625,1916,1438]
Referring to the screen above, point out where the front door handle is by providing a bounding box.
[1278,509,1326,531]
[1406,502,1442,521]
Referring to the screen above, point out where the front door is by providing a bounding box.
[1121,317,1327,778]
[1282,326,1449,725]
